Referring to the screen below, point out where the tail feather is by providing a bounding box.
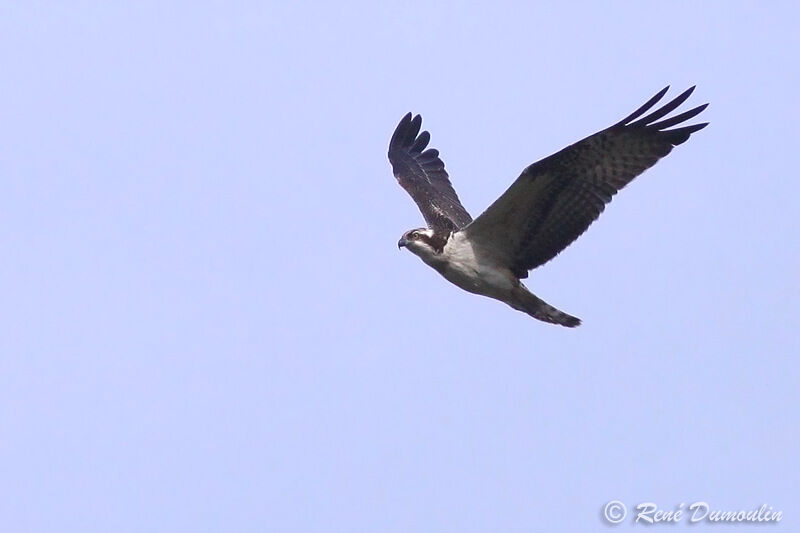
[510,286,581,327]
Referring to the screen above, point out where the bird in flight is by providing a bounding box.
[389,86,708,327]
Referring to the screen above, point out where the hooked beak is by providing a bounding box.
[397,236,408,249]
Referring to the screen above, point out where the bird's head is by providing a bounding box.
[397,228,447,259]
[398,228,430,250]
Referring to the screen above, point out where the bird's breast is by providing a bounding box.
[437,234,516,298]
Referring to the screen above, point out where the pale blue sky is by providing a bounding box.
[1,2,798,532]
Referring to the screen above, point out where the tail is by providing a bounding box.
[510,286,581,327]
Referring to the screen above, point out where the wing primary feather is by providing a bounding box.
[404,115,422,146]
[613,86,670,126]
[661,122,710,145]
[418,148,440,162]
[630,85,696,127]
[648,103,709,130]
[410,130,431,152]
[388,112,413,149]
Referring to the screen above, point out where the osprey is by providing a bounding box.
[389,86,708,327]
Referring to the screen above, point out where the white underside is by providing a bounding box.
[407,231,518,302]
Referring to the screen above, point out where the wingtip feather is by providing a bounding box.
[648,103,709,130]
[389,113,415,152]
[410,130,431,153]
[631,86,698,127]
[615,85,671,127]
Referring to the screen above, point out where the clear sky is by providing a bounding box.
[1,2,798,532]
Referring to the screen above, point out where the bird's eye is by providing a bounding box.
[409,232,418,239]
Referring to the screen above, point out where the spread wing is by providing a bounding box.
[388,113,472,232]
[463,86,709,278]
